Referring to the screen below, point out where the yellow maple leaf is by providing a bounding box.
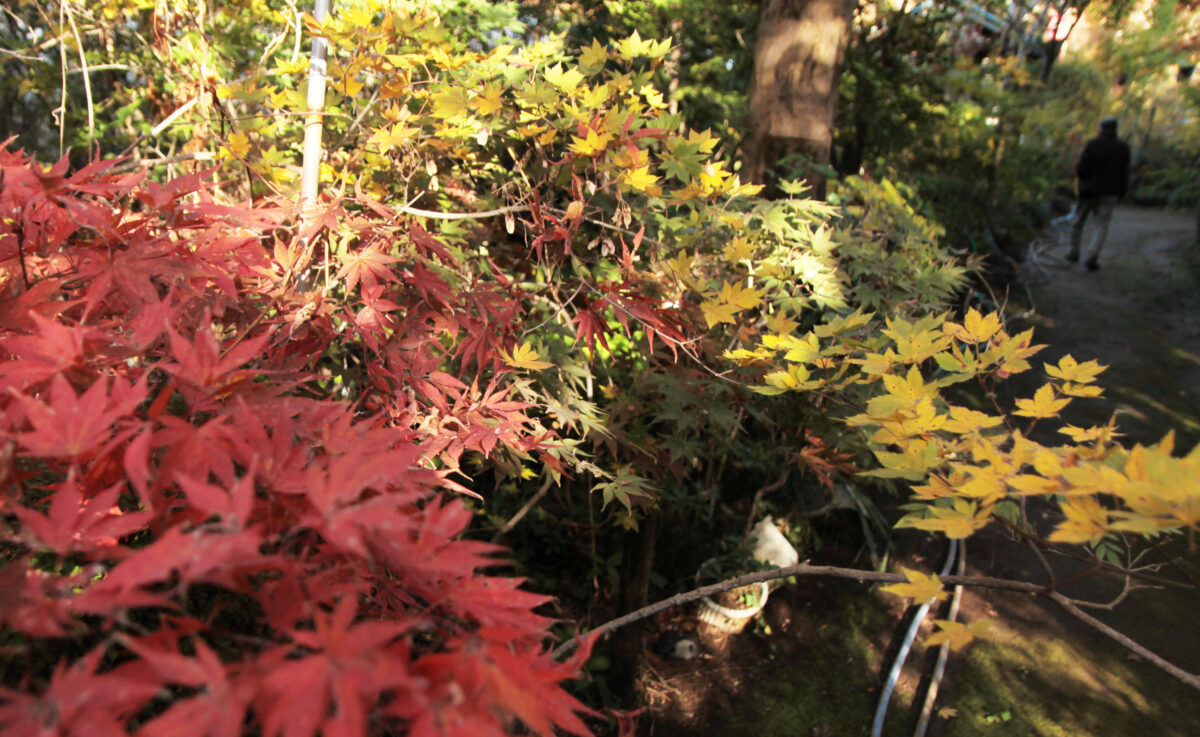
[765,312,800,336]
[580,83,611,109]
[432,87,471,119]
[700,298,740,328]
[639,84,667,110]
[1049,496,1108,544]
[503,342,555,370]
[943,405,1003,434]
[723,347,773,366]
[856,350,896,376]
[880,365,933,409]
[1059,423,1113,444]
[368,123,416,152]
[545,63,585,93]
[902,499,990,538]
[718,280,765,310]
[621,166,662,195]
[881,568,947,605]
[945,308,1001,344]
[1045,354,1106,384]
[1060,382,1103,398]
[957,466,1007,502]
[338,75,365,97]
[569,129,612,156]
[722,236,756,263]
[688,128,719,154]
[473,85,505,116]
[925,619,990,651]
[222,131,251,160]
[664,251,695,287]
[760,363,822,393]
[1014,384,1070,419]
[777,333,820,363]
[579,38,609,69]
[698,161,730,194]
[867,439,942,481]
[911,474,957,500]
[1007,474,1061,496]
[616,30,651,60]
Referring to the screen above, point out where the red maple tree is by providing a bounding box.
[0,145,599,737]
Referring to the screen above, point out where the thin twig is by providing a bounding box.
[150,95,201,137]
[490,476,553,543]
[551,561,1044,659]
[110,151,216,174]
[742,469,790,539]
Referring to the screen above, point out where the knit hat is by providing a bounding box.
[1099,116,1119,131]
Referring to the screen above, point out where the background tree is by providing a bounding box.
[743,0,857,198]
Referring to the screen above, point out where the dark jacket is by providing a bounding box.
[1075,131,1131,199]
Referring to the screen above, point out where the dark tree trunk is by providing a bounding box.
[744,0,856,199]
[609,511,659,703]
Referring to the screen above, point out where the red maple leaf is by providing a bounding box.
[0,312,102,393]
[0,648,157,737]
[125,636,249,737]
[13,374,145,459]
[13,477,152,557]
[256,597,414,737]
[336,242,400,294]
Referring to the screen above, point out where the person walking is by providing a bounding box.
[1068,116,1131,271]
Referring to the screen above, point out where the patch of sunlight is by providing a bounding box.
[943,622,1161,737]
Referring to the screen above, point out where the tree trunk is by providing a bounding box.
[744,0,855,199]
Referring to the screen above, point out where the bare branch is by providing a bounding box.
[549,560,1200,694]
[1048,590,1200,692]
[399,203,531,221]
[491,476,553,543]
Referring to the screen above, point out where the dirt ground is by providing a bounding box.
[639,207,1200,737]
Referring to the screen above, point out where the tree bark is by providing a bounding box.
[744,0,855,199]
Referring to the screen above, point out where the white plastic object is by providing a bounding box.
[750,516,800,568]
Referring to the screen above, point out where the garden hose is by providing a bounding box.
[870,538,959,737]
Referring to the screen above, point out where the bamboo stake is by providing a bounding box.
[296,0,332,290]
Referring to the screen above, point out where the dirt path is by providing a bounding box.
[1012,206,1200,447]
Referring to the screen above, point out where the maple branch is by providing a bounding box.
[544,207,669,251]
[1047,590,1200,691]
[549,560,1200,693]
[742,469,790,539]
[111,152,217,174]
[490,476,553,543]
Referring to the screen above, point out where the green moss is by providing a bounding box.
[942,626,1200,737]
[703,588,895,736]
